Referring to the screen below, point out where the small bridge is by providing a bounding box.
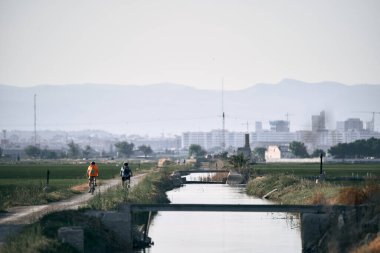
[173,169,231,184]
[112,203,364,252]
[176,169,229,176]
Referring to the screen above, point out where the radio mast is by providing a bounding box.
[34,94,37,145]
[221,78,225,151]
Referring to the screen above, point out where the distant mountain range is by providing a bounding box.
[1,79,379,136]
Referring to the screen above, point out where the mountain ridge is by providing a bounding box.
[1,79,379,136]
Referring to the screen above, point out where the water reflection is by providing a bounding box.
[135,183,301,253]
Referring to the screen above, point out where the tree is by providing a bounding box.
[25,145,41,158]
[228,153,249,169]
[289,141,309,158]
[82,145,94,158]
[115,141,134,157]
[252,147,266,162]
[328,138,380,158]
[188,144,206,158]
[67,141,81,158]
[41,149,58,159]
[228,153,251,182]
[0,147,2,157]
[138,145,153,158]
[311,149,326,158]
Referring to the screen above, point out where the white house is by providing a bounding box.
[265,145,319,163]
[265,145,281,161]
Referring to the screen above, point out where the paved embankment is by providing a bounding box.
[0,174,146,246]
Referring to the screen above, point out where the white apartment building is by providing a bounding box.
[182,130,248,150]
[251,131,296,147]
[342,130,380,143]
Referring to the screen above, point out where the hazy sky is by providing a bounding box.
[1,0,379,90]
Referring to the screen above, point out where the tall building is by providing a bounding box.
[366,121,374,132]
[182,130,248,150]
[336,121,345,132]
[344,118,363,131]
[255,121,263,132]
[182,132,209,149]
[251,131,296,148]
[312,111,326,132]
[269,120,289,132]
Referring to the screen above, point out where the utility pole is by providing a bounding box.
[34,94,37,146]
[221,78,225,151]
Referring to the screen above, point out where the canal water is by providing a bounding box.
[135,174,302,253]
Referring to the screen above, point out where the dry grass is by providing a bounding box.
[210,172,228,181]
[335,187,368,205]
[363,184,380,204]
[196,173,228,182]
[334,184,380,205]
[350,235,380,253]
[310,191,327,205]
[246,174,380,205]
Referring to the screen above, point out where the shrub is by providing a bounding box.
[336,187,367,205]
[351,235,380,253]
[311,191,327,205]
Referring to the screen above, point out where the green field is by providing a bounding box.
[0,161,155,210]
[253,163,380,177]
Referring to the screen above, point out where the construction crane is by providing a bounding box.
[285,113,293,123]
[353,111,380,131]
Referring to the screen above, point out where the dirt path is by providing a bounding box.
[0,173,146,246]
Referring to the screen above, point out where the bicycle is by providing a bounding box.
[89,176,96,194]
[122,176,131,188]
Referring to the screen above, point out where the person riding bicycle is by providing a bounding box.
[87,161,99,192]
[120,162,132,187]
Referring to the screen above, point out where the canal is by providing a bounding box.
[135,174,302,252]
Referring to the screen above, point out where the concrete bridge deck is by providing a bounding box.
[177,169,229,175]
[129,203,344,213]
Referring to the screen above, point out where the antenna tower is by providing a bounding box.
[221,78,225,150]
[34,94,37,145]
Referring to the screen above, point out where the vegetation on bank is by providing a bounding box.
[246,174,337,204]
[251,162,380,178]
[88,166,177,210]
[246,173,380,205]
[0,161,154,211]
[1,211,125,253]
[1,165,179,253]
[351,236,380,253]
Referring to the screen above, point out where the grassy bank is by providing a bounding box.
[246,173,380,253]
[246,174,340,204]
[252,162,380,178]
[246,173,380,205]
[0,161,154,210]
[88,166,177,210]
[1,211,125,253]
[1,165,178,253]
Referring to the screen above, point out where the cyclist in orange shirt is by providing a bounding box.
[87,161,99,193]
